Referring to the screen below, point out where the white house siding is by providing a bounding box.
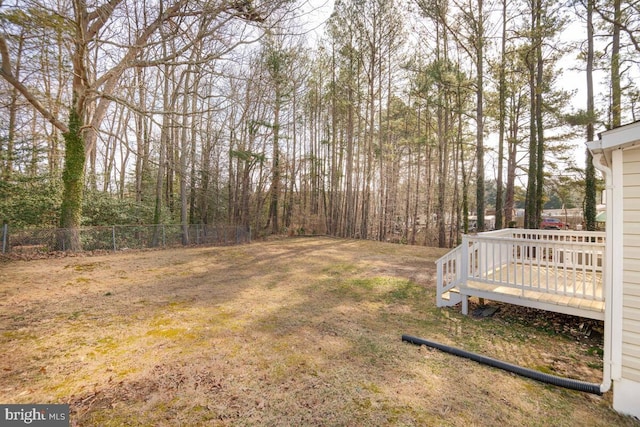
[622,146,640,384]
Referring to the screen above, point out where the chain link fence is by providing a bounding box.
[1,223,251,254]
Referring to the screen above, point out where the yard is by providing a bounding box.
[0,237,638,426]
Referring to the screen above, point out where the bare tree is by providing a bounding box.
[0,0,284,249]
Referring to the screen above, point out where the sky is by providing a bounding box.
[295,0,335,42]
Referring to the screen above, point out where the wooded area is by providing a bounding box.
[0,0,639,249]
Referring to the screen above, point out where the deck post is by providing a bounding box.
[461,234,469,279]
[436,257,444,307]
[461,234,470,314]
[461,293,469,315]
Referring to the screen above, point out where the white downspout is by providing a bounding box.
[589,148,613,393]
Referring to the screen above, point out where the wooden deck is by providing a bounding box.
[460,264,604,320]
[437,229,606,321]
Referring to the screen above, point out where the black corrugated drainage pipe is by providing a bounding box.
[402,334,602,395]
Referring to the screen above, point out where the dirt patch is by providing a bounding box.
[0,237,637,426]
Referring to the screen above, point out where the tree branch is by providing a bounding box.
[86,0,125,40]
[593,2,640,53]
[92,0,188,89]
[0,35,69,133]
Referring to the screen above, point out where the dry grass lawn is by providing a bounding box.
[1,236,638,426]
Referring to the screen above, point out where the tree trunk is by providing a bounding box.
[179,65,193,245]
[152,63,171,247]
[525,1,538,230]
[269,94,281,234]
[475,0,485,232]
[611,0,621,128]
[584,0,597,231]
[535,3,545,226]
[59,107,85,251]
[495,0,507,230]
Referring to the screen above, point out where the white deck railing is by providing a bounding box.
[436,229,606,307]
[436,244,464,307]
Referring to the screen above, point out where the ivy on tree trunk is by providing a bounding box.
[59,107,85,251]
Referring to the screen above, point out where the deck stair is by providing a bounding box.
[436,229,606,320]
